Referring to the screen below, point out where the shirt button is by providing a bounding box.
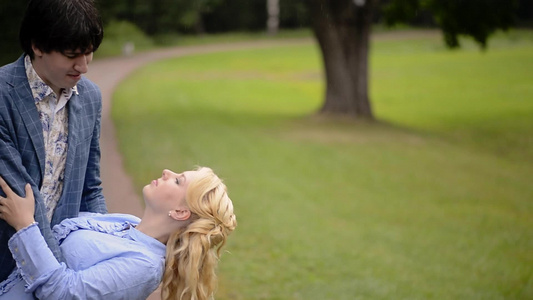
[21,260,26,266]
[14,247,19,252]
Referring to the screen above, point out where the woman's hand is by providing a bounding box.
[0,176,36,231]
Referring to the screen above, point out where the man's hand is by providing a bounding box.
[0,176,36,231]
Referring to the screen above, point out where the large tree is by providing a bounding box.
[310,0,376,118]
[307,0,519,119]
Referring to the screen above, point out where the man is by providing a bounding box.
[0,0,107,285]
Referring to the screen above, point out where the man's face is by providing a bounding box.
[31,46,93,95]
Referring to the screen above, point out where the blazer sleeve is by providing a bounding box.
[0,77,64,281]
[79,82,107,214]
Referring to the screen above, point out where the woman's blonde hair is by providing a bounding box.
[161,167,237,300]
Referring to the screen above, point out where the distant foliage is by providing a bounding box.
[0,1,27,64]
[95,20,154,57]
[383,0,519,48]
[95,0,521,48]
[94,0,311,35]
[0,0,529,64]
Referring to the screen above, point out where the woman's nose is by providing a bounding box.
[162,169,178,180]
[163,169,176,178]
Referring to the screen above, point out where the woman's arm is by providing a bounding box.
[0,177,161,300]
[8,224,161,300]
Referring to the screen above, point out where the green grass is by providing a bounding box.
[371,30,533,162]
[112,30,533,299]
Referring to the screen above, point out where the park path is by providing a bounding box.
[85,38,311,216]
[85,38,312,300]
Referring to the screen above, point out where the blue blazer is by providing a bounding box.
[0,55,108,281]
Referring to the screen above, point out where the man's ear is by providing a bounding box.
[169,208,191,221]
[31,43,43,57]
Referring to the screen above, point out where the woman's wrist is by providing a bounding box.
[14,219,37,231]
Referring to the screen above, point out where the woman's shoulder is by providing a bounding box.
[52,213,141,243]
[77,212,141,223]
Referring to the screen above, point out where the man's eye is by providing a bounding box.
[64,53,81,58]
[175,178,180,185]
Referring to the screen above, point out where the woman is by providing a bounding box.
[0,167,237,300]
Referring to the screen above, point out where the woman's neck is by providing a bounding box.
[135,212,173,244]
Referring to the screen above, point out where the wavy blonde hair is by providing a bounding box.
[161,167,237,300]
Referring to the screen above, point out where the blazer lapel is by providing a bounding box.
[62,91,82,192]
[11,61,46,178]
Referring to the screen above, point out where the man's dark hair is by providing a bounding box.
[19,0,104,59]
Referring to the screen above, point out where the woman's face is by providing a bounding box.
[143,169,199,212]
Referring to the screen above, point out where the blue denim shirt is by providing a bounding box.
[0,213,165,300]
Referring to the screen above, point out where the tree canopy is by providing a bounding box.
[383,0,518,48]
[0,0,527,118]
[0,0,527,63]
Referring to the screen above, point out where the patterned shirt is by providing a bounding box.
[24,55,78,221]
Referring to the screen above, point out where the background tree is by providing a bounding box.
[0,1,27,64]
[309,0,376,118]
[170,0,225,34]
[203,0,266,32]
[0,0,526,116]
[307,0,519,119]
[383,0,518,48]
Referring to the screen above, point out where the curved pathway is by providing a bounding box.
[86,39,311,216]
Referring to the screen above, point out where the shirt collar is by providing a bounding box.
[24,54,78,103]
[127,227,167,257]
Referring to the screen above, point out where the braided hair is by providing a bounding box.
[161,167,237,300]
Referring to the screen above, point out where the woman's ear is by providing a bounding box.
[169,208,191,221]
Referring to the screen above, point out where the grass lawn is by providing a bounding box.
[112,29,533,299]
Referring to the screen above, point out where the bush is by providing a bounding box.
[95,20,154,58]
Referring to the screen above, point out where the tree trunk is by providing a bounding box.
[309,0,376,119]
[267,0,280,35]
[194,13,206,35]
[147,0,163,35]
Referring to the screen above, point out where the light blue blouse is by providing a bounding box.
[0,213,165,300]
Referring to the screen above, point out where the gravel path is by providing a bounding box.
[85,38,311,216]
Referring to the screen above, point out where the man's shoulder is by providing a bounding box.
[0,57,28,104]
[0,57,20,73]
[0,56,25,86]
